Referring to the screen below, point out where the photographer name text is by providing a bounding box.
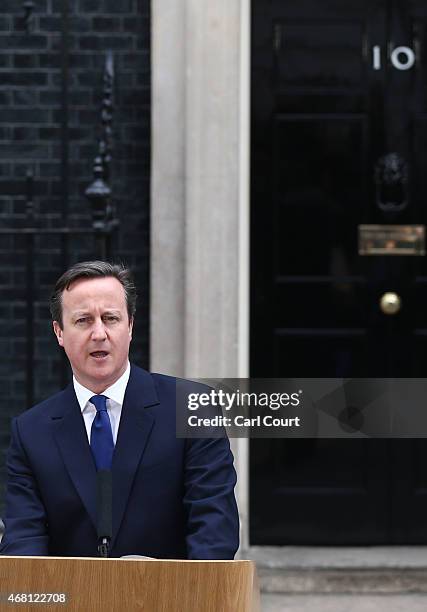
[187,415,301,428]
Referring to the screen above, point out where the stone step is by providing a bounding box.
[259,567,427,594]
[242,546,427,595]
[261,593,427,612]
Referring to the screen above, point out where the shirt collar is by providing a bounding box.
[73,362,131,413]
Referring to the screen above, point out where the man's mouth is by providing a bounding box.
[90,351,109,359]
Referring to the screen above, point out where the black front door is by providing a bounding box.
[250,0,427,544]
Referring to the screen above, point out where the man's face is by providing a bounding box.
[53,276,133,394]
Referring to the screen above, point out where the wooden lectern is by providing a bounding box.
[0,556,260,611]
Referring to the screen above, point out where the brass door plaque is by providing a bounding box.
[358,225,425,256]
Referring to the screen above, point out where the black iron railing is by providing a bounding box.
[0,3,119,406]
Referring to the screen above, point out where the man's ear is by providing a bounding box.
[129,317,134,341]
[53,321,64,347]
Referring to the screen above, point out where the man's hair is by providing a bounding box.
[50,260,137,327]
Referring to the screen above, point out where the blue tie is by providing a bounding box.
[90,395,114,471]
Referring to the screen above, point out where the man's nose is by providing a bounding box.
[91,319,107,340]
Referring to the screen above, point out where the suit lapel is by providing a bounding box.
[51,384,98,530]
[50,367,159,546]
[110,366,159,547]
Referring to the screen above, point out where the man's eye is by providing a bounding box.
[104,315,119,322]
[76,318,88,324]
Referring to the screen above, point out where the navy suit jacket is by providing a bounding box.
[0,365,239,559]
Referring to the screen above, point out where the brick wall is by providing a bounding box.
[0,0,150,512]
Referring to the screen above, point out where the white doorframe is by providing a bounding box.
[150,0,251,551]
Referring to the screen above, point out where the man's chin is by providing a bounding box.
[77,366,116,393]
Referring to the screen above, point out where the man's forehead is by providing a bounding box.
[61,277,126,307]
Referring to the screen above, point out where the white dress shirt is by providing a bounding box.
[73,362,131,445]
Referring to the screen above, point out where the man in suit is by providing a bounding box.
[0,261,239,559]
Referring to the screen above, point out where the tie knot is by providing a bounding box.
[90,395,108,412]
